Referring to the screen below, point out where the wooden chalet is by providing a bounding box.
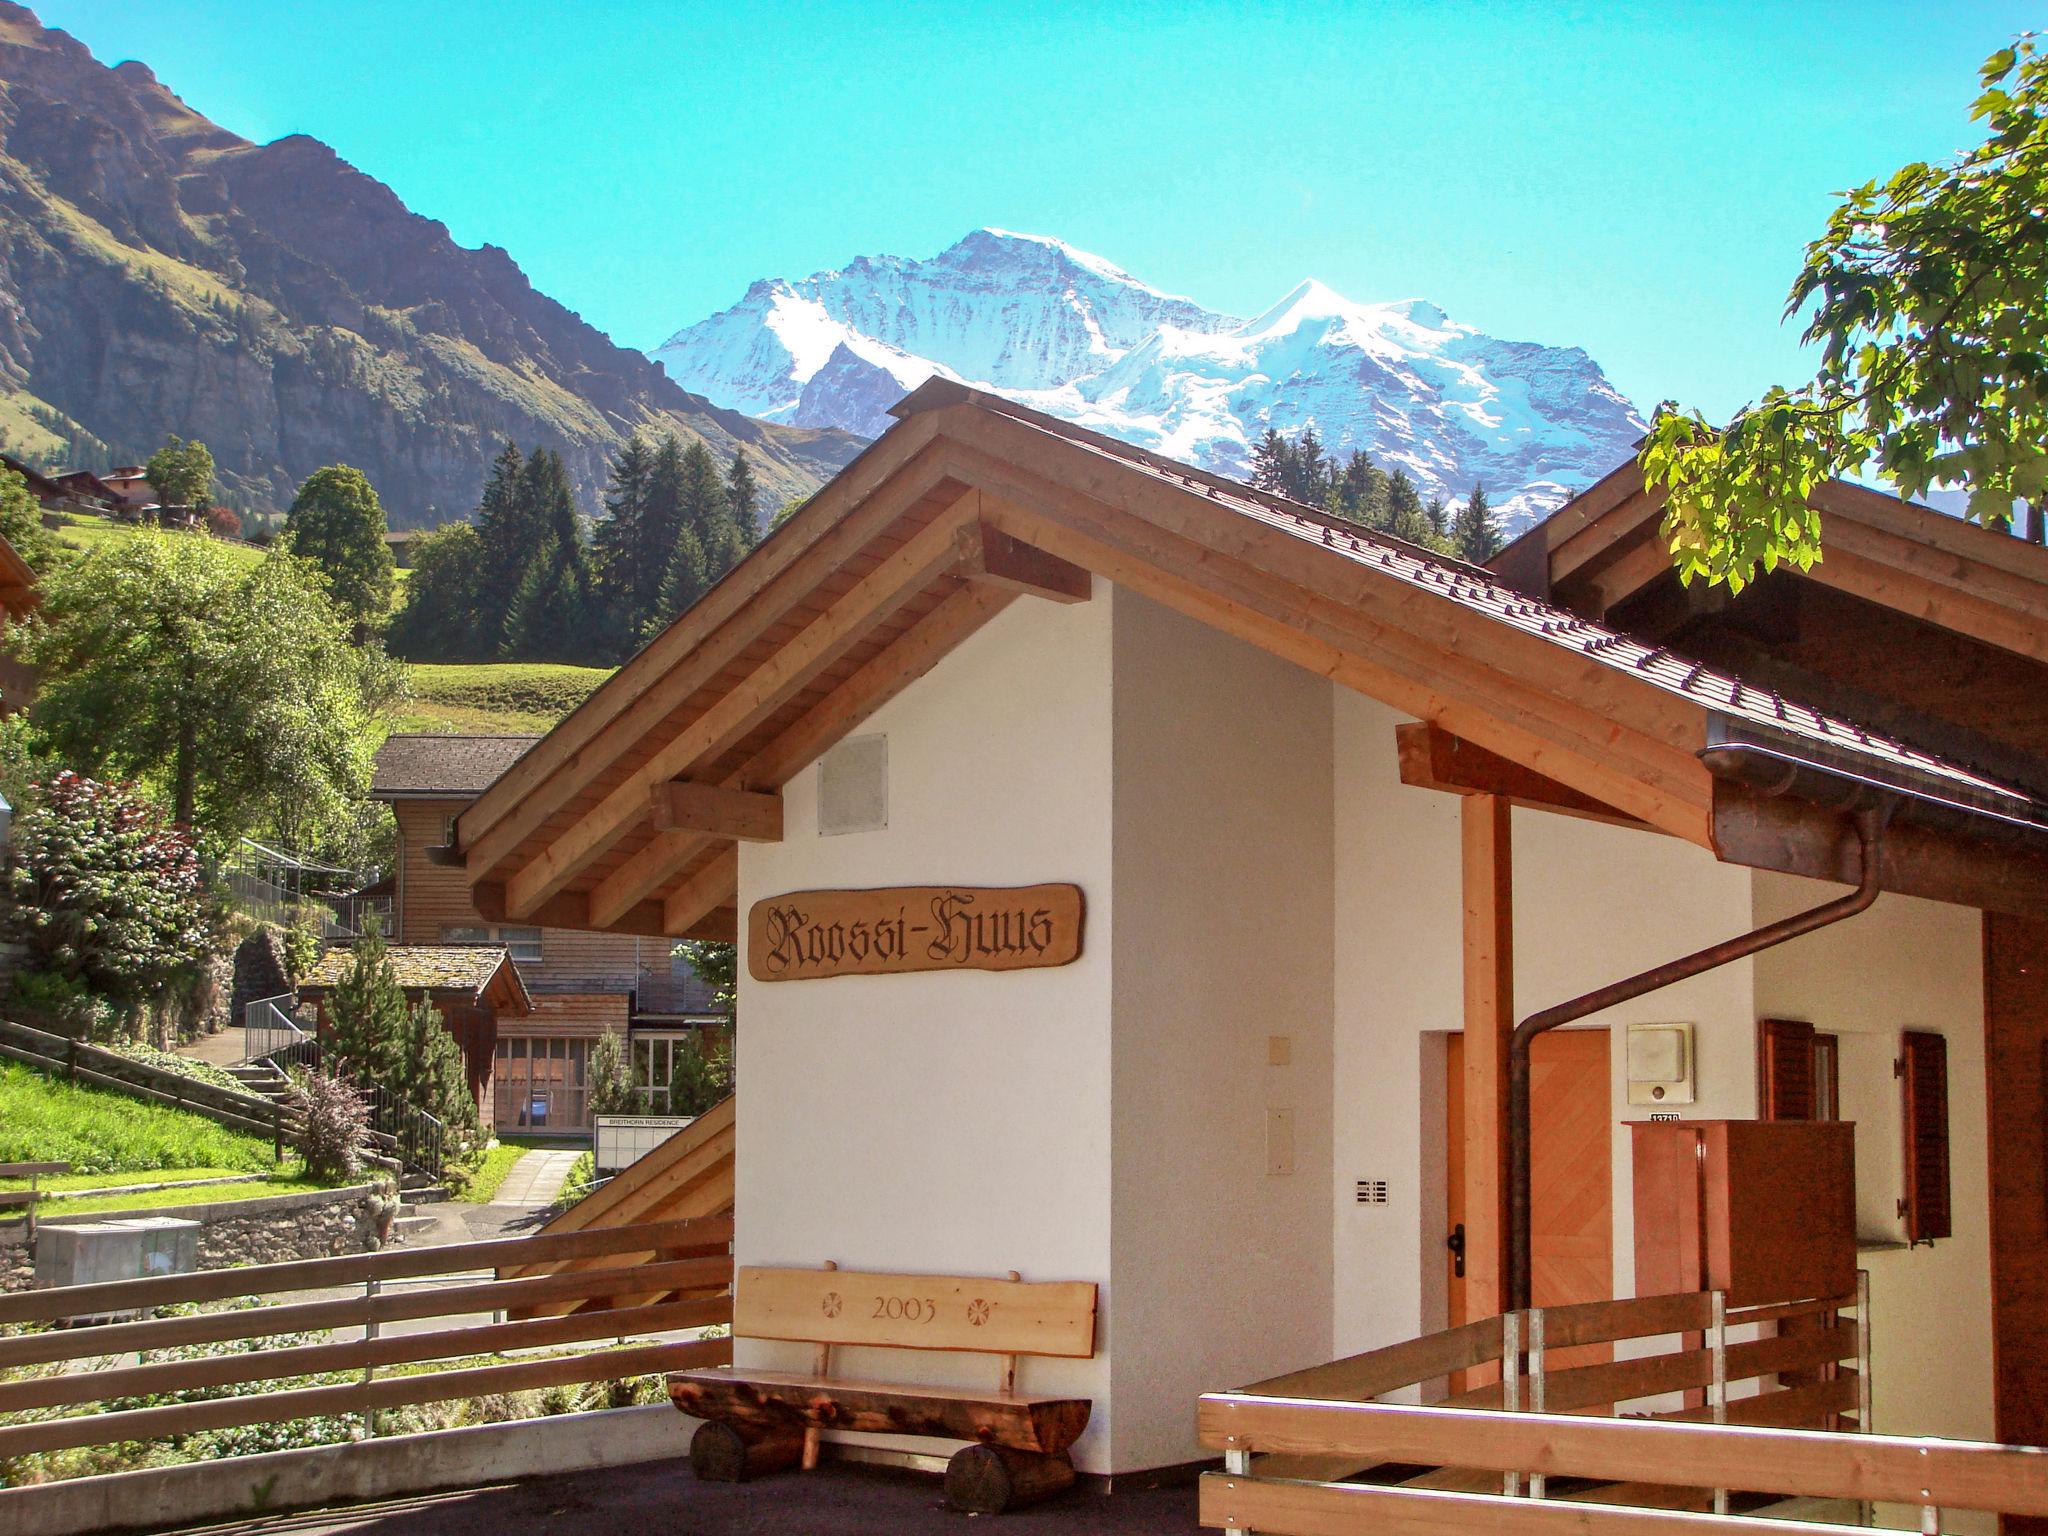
[447,381,2048,1481]
[372,734,726,1134]
[298,942,533,1114]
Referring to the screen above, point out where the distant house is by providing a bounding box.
[371,733,727,1135]
[385,529,418,568]
[298,943,534,1116]
[48,468,118,512]
[0,531,38,714]
[1,454,94,514]
[97,466,155,515]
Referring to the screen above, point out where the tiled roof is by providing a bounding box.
[913,386,2048,825]
[302,944,519,1000]
[372,734,540,798]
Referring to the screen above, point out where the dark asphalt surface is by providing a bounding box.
[171,1457,1204,1536]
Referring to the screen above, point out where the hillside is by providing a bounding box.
[656,228,1645,532]
[0,3,861,526]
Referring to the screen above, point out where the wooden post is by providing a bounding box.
[1461,794,1514,1329]
[802,1260,836,1471]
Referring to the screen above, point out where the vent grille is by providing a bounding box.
[818,735,888,837]
[1355,1179,1389,1205]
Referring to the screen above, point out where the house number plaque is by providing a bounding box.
[746,884,1084,981]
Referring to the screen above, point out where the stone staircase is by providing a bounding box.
[225,1060,292,1102]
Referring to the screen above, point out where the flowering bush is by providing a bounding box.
[289,1069,370,1182]
[203,505,242,540]
[3,773,210,1017]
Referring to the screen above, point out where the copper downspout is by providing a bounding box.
[1505,806,1890,1313]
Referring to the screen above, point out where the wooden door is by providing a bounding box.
[1986,912,2048,1536]
[1448,1029,1614,1362]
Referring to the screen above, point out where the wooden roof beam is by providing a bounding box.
[663,847,739,939]
[935,423,1717,846]
[652,782,783,842]
[957,514,1091,603]
[497,496,983,921]
[1395,722,1654,832]
[459,434,958,882]
[585,582,1018,932]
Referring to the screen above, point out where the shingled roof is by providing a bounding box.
[373,734,541,799]
[300,944,532,1013]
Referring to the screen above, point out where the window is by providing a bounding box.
[500,926,543,963]
[442,813,459,847]
[1900,1030,1952,1243]
[1757,1018,1841,1122]
[440,923,540,962]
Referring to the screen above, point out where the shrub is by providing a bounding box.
[3,773,209,1010]
[291,1070,370,1182]
[587,1029,633,1116]
[667,1035,733,1117]
[5,969,118,1041]
[204,505,242,540]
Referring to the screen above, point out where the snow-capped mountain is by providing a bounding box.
[652,229,1645,532]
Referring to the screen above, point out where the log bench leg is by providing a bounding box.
[944,1445,1077,1514]
[690,1421,804,1483]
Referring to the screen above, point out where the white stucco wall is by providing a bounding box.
[734,581,1120,1467]
[1751,874,1993,1447]
[731,576,1998,1475]
[1329,688,1759,1356]
[1108,592,1335,1470]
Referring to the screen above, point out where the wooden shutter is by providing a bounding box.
[1900,1030,1952,1243]
[1758,1018,1817,1121]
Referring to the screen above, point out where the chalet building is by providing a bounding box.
[444,382,2048,1479]
[298,943,532,1115]
[371,734,725,1134]
[1,453,104,515]
[48,467,118,512]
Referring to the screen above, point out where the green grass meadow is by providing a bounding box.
[0,1060,287,1176]
[393,661,612,734]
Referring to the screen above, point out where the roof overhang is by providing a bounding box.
[1493,465,2048,667]
[452,386,2048,936]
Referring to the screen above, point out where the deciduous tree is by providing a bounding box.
[144,435,214,511]
[17,535,395,846]
[1643,37,2048,586]
[284,464,396,635]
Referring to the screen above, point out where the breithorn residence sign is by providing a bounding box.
[746,884,1085,981]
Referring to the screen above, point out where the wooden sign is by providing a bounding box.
[746,884,1084,981]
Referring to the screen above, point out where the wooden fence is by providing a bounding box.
[0,1215,732,1465]
[1198,1282,2048,1535]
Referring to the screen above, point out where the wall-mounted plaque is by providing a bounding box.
[746,884,1084,981]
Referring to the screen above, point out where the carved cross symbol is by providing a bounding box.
[966,1299,992,1326]
[821,1292,842,1318]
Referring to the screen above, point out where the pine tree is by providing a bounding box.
[394,995,479,1148]
[501,448,592,661]
[1327,450,1388,528]
[641,435,687,630]
[324,920,411,1083]
[1384,469,1443,547]
[1425,495,1450,539]
[1452,482,1503,565]
[655,522,710,632]
[472,441,535,653]
[592,437,654,657]
[726,448,761,548]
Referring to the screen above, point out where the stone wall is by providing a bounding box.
[0,1183,390,1292]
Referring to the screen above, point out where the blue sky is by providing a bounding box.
[30,0,2037,421]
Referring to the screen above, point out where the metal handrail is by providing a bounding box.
[241,994,305,1065]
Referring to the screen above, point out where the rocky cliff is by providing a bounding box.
[0,4,859,526]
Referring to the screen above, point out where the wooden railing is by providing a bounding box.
[0,1162,67,1238]
[1197,1281,2048,1535]
[1198,1397,2048,1535]
[0,1216,733,1467]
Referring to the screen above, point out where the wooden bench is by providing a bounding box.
[669,1261,1098,1514]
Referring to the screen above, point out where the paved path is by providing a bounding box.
[175,1029,249,1067]
[492,1148,582,1208]
[169,1457,1201,1535]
